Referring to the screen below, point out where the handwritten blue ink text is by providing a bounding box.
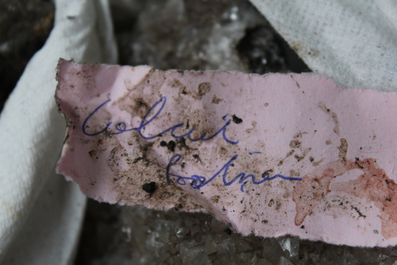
[82,97,239,145]
[166,154,302,192]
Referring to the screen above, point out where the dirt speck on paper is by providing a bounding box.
[318,102,340,136]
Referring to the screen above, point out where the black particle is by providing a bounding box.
[232,114,243,124]
[193,154,202,163]
[133,157,143,163]
[224,228,232,235]
[301,225,305,229]
[142,182,156,193]
[177,137,189,150]
[160,141,167,147]
[167,140,176,152]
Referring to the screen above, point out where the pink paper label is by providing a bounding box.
[56,59,397,247]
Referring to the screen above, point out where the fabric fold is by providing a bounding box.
[0,0,117,264]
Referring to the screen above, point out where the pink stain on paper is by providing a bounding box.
[293,156,397,239]
[55,59,397,247]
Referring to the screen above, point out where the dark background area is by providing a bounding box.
[0,0,54,112]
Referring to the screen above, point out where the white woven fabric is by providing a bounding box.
[0,0,117,264]
[249,0,397,91]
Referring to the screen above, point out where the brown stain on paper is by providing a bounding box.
[212,94,223,104]
[337,138,348,165]
[318,102,340,136]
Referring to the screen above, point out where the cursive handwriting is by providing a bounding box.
[82,97,239,144]
[166,154,302,192]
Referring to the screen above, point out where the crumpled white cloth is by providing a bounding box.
[1,0,396,263]
[0,0,117,264]
[249,0,397,91]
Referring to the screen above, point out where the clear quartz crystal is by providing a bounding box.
[277,237,300,258]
